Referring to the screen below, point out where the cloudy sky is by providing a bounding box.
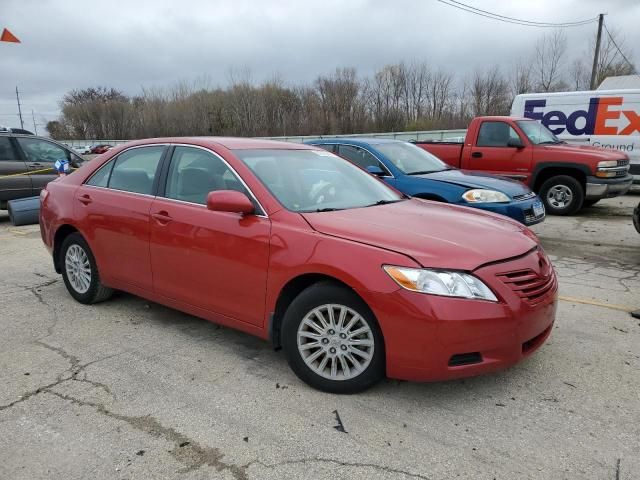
[1,0,638,132]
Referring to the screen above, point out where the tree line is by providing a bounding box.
[47,30,634,140]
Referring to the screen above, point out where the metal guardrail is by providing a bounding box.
[60,129,468,148]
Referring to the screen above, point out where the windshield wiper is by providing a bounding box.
[407,170,442,175]
[313,207,342,212]
[364,199,403,207]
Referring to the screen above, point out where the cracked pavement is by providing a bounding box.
[0,191,639,479]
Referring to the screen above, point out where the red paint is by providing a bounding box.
[40,137,557,382]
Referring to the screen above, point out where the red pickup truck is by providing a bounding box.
[414,116,633,215]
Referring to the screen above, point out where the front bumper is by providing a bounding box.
[362,249,557,382]
[585,174,633,200]
[466,197,545,226]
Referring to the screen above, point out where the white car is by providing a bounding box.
[73,145,93,155]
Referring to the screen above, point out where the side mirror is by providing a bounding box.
[366,165,386,176]
[507,138,525,149]
[206,190,255,215]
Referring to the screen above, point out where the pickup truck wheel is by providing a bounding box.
[540,175,584,215]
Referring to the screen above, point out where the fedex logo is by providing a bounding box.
[524,97,640,136]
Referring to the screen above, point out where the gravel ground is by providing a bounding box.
[0,191,638,480]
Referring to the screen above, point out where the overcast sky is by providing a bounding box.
[1,0,638,132]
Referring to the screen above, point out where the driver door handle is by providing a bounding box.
[471,151,483,158]
[152,211,172,224]
[78,194,92,205]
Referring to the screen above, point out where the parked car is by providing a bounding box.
[308,138,545,226]
[0,132,85,209]
[90,144,113,154]
[413,116,633,215]
[40,137,557,393]
[511,89,640,184]
[73,145,93,155]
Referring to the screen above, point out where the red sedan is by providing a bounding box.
[40,138,557,393]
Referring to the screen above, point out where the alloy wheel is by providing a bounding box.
[65,244,92,294]
[296,304,375,381]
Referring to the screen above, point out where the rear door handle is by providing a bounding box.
[471,151,483,158]
[78,194,92,205]
[28,162,45,168]
[152,211,172,224]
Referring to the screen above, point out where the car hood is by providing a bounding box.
[413,169,530,196]
[301,199,538,271]
[539,143,627,161]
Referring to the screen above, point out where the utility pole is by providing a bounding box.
[589,14,605,90]
[31,109,38,135]
[15,86,24,129]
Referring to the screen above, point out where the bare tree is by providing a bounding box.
[534,30,567,92]
[470,67,511,117]
[510,59,534,96]
[590,27,636,87]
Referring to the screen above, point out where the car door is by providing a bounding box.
[15,136,83,194]
[467,121,533,182]
[149,145,271,327]
[75,145,166,292]
[0,136,32,204]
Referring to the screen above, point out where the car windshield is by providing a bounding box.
[234,149,403,212]
[374,142,449,175]
[516,120,562,145]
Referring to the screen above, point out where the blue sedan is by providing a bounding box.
[307,138,545,226]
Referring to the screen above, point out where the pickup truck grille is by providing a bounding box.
[497,266,557,305]
[617,159,629,167]
[513,192,536,201]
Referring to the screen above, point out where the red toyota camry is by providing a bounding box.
[40,138,557,393]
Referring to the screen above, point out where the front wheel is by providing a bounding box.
[539,175,584,215]
[60,232,113,304]
[281,282,385,394]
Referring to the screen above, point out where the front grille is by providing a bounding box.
[513,192,536,201]
[524,208,544,223]
[617,158,629,167]
[497,266,557,305]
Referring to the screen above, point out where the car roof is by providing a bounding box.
[308,137,404,146]
[121,137,318,150]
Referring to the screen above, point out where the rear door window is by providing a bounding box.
[108,146,165,195]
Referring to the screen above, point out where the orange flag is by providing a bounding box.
[1,28,20,43]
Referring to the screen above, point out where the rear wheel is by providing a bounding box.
[60,233,113,304]
[539,175,584,215]
[281,282,385,393]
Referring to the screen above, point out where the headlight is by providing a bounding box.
[462,189,510,203]
[383,265,498,301]
[597,160,617,168]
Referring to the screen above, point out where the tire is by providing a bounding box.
[281,282,385,394]
[539,175,584,215]
[583,199,600,208]
[60,232,113,304]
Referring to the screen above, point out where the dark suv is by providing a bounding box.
[0,133,85,209]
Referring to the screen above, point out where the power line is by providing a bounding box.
[435,0,597,28]
[602,21,638,76]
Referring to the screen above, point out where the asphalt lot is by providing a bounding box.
[1,191,639,480]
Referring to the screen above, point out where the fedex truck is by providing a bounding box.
[511,89,640,183]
